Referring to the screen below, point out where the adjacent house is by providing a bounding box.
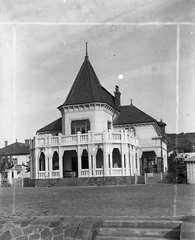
[184,154,195,184]
[0,140,30,185]
[29,47,168,185]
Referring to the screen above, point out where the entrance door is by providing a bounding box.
[141,151,157,174]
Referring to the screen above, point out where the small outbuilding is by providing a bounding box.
[185,155,195,184]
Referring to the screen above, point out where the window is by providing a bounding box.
[71,120,90,134]
[107,121,111,130]
[39,152,45,171]
[13,158,17,165]
[130,127,136,136]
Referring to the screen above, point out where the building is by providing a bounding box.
[0,140,30,185]
[30,46,168,185]
[184,154,195,184]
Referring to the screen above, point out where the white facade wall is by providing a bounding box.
[63,105,113,135]
[135,125,158,139]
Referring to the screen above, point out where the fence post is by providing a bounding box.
[145,172,147,184]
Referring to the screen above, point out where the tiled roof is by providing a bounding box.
[37,117,62,134]
[36,105,158,134]
[59,56,116,109]
[114,105,156,125]
[0,142,29,156]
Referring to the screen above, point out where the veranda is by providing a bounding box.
[30,130,139,179]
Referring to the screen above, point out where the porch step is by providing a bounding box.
[94,220,182,240]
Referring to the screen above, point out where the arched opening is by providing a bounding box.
[52,151,59,170]
[96,148,103,168]
[39,152,45,171]
[63,150,77,177]
[113,148,121,168]
[82,149,89,169]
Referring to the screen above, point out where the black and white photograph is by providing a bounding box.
[0,1,195,239]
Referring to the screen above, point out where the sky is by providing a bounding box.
[0,0,195,148]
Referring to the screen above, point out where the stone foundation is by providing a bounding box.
[0,219,194,240]
[24,176,135,187]
[0,220,101,240]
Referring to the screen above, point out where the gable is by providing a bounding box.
[135,124,159,139]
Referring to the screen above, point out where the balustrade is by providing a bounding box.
[38,171,46,178]
[51,137,59,145]
[112,133,121,141]
[80,134,88,143]
[80,169,89,176]
[112,168,122,176]
[51,171,60,178]
[38,167,129,179]
[95,169,103,176]
[34,131,138,148]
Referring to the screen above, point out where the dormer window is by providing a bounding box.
[71,119,90,134]
[130,127,136,136]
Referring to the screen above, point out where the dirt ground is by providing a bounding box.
[0,184,194,221]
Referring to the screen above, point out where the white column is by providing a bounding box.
[121,147,125,176]
[45,154,49,178]
[126,153,130,176]
[88,154,92,177]
[131,146,135,175]
[49,157,52,178]
[130,146,134,176]
[103,152,109,176]
[35,149,39,179]
[92,154,96,176]
[110,152,113,176]
[59,154,63,178]
[136,147,140,175]
[77,154,82,177]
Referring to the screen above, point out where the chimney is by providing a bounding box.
[158,119,166,134]
[114,85,121,110]
[25,139,30,147]
[5,141,8,147]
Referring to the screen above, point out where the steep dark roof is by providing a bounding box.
[114,105,156,125]
[0,142,29,156]
[59,56,116,109]
[37,117,62,134]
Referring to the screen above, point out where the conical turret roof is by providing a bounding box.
[59,50,115,108]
